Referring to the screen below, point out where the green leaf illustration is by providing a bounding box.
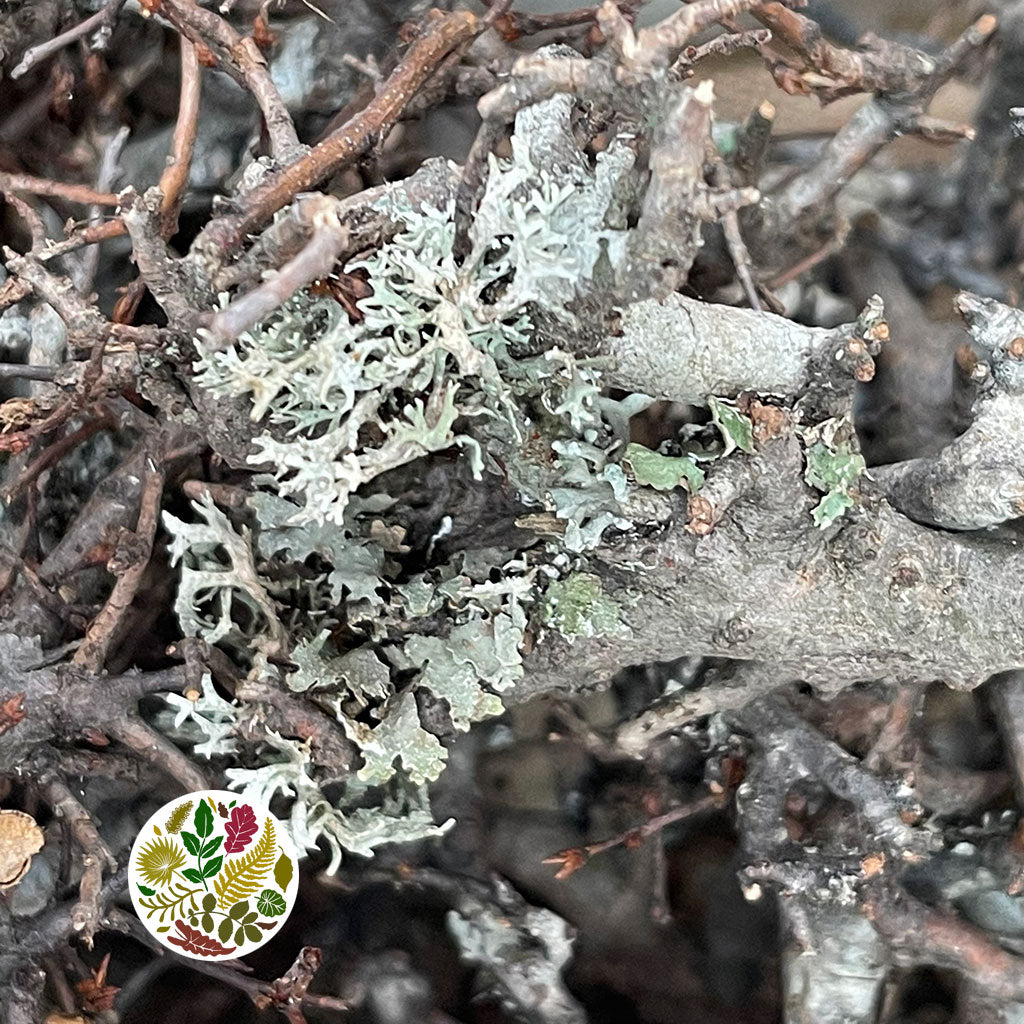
[229,900,250,920]
[200,836,223,859]
[202,893,216,912]
[273,852,293,891]
[219,917,233,942]
[137,884,156,896]
[244,925,262,942]
[194,800,214,839]
[182,868,204,884]
[202,854,223,878]
[201,912,214,932]
[213,819,276,908]
[257,889,287,917]
[157,926,170,933]
[234,927,245,945]
[180,831,200,856]
[165,800,193,835]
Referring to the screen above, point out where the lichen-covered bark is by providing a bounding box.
[524,434,1024,700]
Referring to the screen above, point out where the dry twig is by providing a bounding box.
[157,0,301,161]
[195,8,482,258]
[0,173,120,209]
[72,452,165,673]
[201,198,350,349]
[11,0,128,79]
[544,792,724,878]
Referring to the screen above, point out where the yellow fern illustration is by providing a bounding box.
[213,818,276,908]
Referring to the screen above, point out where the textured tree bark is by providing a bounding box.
[524,434,1024,701]
[874,293,1024,529]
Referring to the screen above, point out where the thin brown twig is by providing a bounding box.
[768,236,839,288]
[4,247,168,350]
[543,791,723,878]
[2,411,114,503]
[72,452,165,673]
[865,879,1024,1002]
[0,520,34,600]
[0,341,106,455]
[38,219,128,263]
[42,775,118,947]
[111,902,344,1020]
[114,36,202,325]
[490,0,643,40]
[173,945,351,1020]
[3,193,48,251]
[0,172,121,208]
[0,363,54,382]
[748,9,993,278]
[721,205,762,309]
[159,0,301,161]
[161,37,202,238]
[672,27,772,78]
[712,159,762,309]
[753,2,991,103]
[11,0,128,79]
[756,15,996,280]
[106,715,210,792]
[609,0,786,73]
[196,8,482,257]
[42,956,76,1016]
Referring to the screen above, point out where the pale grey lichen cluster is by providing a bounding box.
[154,90,816,871]
[157,97,648,870]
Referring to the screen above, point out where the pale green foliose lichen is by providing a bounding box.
[708,396,755,456]
[622,442,705,493]
[804,440,866,529]
[539,572,627,640]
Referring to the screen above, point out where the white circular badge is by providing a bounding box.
[129,790,298,960]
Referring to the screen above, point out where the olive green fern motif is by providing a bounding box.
[137,881,202,923]
[213,818,276,908]
[137,836,188,887]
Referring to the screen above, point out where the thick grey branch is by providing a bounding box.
[522,435,1024,701]
[874,292,1024,529]
[600,293,885,409]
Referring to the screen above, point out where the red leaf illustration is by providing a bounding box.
[224,804,258,853]
[167,920,237,957]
